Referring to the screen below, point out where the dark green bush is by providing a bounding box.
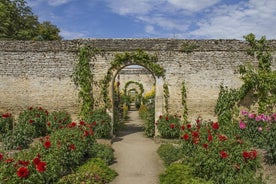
[17,107,48,138]
[46,110,72,133]
[157,143,183,167]
[88,143,114,165]
[57,158,117,184]
[0,113,13,135]
[157,114,181,138]
[2,123,34,150]
[84,109,112,138]
[160,163,212,184]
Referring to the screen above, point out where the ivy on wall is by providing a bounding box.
[101,50,166,109]
[181,81,188,123]
[163,82,169,114]
[72,46,100,118]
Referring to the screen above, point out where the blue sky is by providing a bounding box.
[26,0,276,40]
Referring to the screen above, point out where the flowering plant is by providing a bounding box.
[180,117,263,183]
[157,114,181,138]
[46,110,72,133]
[83,109,112,138]
[17,107,49,138]
[0,112,13,135]
[238,110,276,163]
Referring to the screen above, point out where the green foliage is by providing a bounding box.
[57,158,117,184]
[17,107,48,138]
[0,113,13,135]
[160,163,212,184]
[0,0,61,40]
[238,111,276,164]
[181,81,188,124]
[101,50,165,109]
[72,46,96,118]
[180,119,264,184]
[157,144,183,167]
[163,83,169,114]
[180,42,199,53]
[83,109,112,138]
[0,121,96,183]
[140,105,155,137]
[88,143,114,165]
[46,110,72,133]
[2,123,33,150]
[157,114,180,138]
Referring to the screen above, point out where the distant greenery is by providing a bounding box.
[0,0,61,40]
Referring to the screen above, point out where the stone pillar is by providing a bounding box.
[155,77,164,138]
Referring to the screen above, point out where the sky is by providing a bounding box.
[26,0,276,40]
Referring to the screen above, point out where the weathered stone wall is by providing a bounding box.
[0,39,275,120]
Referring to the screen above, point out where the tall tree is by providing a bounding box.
[0,0,61,40]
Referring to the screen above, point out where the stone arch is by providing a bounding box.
[101,50,165,136]
[124,81,144,96]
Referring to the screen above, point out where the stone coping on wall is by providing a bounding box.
[1,39,276,52]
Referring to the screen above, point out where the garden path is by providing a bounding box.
[110,110,164,184]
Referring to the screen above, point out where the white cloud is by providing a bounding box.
[190,0,276,39]
[60,29,87,40]
[167,0,221,12]
[47,0,73,6]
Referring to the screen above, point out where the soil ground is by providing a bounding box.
[110,110,164,184]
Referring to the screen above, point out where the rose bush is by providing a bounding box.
[180,118,264,184]
[238,110,276,164]
[157,114,181,138]
[46,110,72,133]
[0,112,13,135]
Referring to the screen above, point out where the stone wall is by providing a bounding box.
[0,39,275,120]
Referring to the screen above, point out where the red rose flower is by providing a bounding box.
[217,134,228,141]
[165,116,169,121]
[79,121,86,126]
[84,130,89,137]
[92,121,97,126]
[192,131,199,138]
[159,115,162,119]
[208,134,213,142]
[18,160,30,167]
[183,134,189,140]
[36,161,46,172]
[220,150,228,159]
[0,153,3,160]
[203,143,208,149]
[29,119,34,124]
[69,144,76,150]
[44,141,51,149]
[212,122,219,130]
[243,151,250,160]
[33,157,41,165]
[17,167,29,178]
[170,123,175,129]
[68,122,77,128]
[187,124,192,129]
[47,122,51,127]
[1,113,11,118]
[180,125,185,130]
[250,149,257,159]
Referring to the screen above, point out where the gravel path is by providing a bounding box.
[110,111,164,184]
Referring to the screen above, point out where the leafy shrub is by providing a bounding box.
[158,144,183,167]
[0,113,13,135]
[88,143,114,165]
[139,104,148,120]
[17,107,49,138]
[0,121,96,183]
[57,158,117,184]
[46,110,72,133]
[2,123,34,150]
[84,109,112,138]
[238,110,276,164]
[144,108,155,137]
[180,119,264,184]
[157,114,180,138]
[160,163,212,184]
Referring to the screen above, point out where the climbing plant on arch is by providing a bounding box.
[124,81,144,96]
[100,50,166,109]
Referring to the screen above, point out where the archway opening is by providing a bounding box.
[112,65,156,135]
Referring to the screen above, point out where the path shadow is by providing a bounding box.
[112,123,144,143]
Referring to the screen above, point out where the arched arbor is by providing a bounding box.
[101,51,166,136]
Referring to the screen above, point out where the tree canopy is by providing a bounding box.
[0,0,62,40]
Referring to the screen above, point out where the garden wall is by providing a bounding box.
[0,39,275,120]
